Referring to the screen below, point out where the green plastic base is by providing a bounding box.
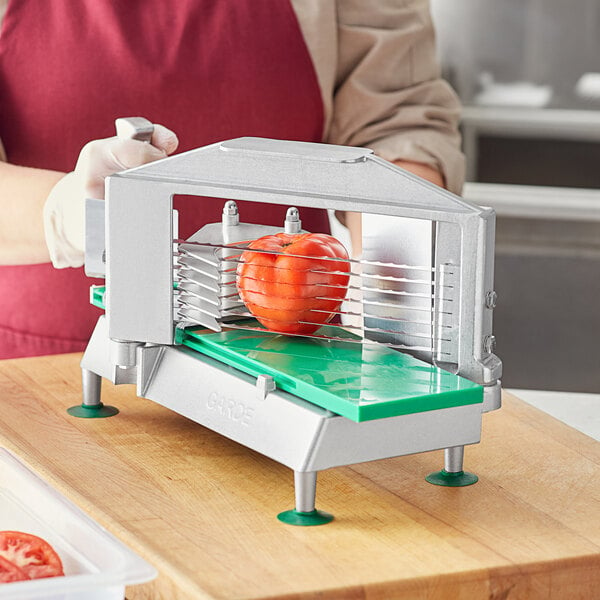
[425,469,478,487]
[277,509,334,526]
[67,403,119,418]
[181,326,483,423]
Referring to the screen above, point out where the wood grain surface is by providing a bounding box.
[0,353,599,600]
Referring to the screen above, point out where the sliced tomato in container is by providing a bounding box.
[0,555,28,583]
[0,531,64,581]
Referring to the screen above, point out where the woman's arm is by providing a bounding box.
[324,0,462,255]
[0,161,64,265]
[0,124,178,267]
[339,159,445,256]
[327,0,465,195]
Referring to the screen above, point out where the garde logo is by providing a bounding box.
[206,391,254,426]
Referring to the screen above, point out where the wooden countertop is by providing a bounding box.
[1,353,599,599]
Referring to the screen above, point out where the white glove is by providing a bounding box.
[43,123,178,268]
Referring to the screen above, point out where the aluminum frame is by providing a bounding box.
[82,137,502,519]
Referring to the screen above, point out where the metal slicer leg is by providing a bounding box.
[445,446,464,473]
[425,445,479,487]
[67,369,119,418]
[277,470,334,526]
[294,471,317,513]
[82,368,102,406]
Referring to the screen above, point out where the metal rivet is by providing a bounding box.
[485,291,497,309]
[484,335,497,354]
[284,207,302,234]
[222,200,239,226]
[223,200,238,215]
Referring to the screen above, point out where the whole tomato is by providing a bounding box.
[236,232,350,334]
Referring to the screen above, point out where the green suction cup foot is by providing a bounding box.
[425,469,478,487]
[277,509,334,526]
[67,403,119,418]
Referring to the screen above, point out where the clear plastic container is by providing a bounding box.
[0,448,156,599]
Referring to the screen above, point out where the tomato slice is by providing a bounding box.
[0,531,64,581]
[0,555,29,583]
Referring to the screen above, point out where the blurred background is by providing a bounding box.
[431,0,600,394]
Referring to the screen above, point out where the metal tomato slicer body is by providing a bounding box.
[79,137,501,524]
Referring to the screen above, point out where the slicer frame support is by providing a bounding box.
[81,315,485,518]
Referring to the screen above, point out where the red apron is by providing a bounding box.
[0,0,327,358]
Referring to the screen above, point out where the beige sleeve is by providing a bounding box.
[291,0,465,194]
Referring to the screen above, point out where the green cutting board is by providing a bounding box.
[180,326,482,422]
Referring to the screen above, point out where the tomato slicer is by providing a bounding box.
[78,130,501,525]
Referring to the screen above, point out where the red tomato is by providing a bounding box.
[0,531,64,581]
[0,555,28,583]
[236,232,350,334]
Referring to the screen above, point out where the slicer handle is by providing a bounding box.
[84,118,154,279]
[114,116,154,142]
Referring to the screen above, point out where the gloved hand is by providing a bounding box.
[43,122,178,268]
